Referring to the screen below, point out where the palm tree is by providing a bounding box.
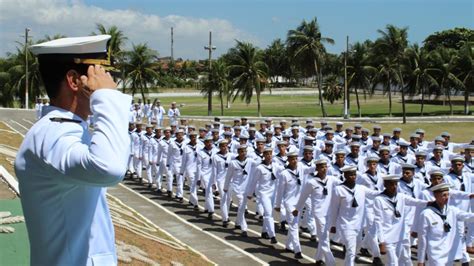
[287,17,334,117]
[226,41,268,117]
[124,43,159,102]
[374,25,409,123]
[370,55,398,116]
[429,47,465,115]
[201,58,230,115]
[404,44,439,115]
[263,39,287,87]
[347,41,375,117]
[322,74,343,104]
[453,41,473,115]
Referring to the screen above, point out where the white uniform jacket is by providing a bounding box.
[15,89,131,266]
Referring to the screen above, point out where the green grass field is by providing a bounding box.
[148,93,468,117]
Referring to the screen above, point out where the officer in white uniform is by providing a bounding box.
[142,124,155,186]
[168,129,186,200]
[418,183,474,266]
[197,136,216,211]
[207,139,232,220]
[15,35,130,265]
[156,127,173,195]
[180,132,200,208]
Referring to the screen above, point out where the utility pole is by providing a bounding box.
[170,27,174,62]
[204,31,216,116]
[344,35,350,119]
[25,28,30,109]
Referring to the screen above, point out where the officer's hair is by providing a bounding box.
[37,56,89,99]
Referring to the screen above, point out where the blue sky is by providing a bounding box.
[1,0,472,59]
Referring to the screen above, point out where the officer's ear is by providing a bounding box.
[65,70,81,92]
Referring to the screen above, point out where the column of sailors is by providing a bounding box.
[126,113,474,266]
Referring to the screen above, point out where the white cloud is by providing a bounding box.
[0,0,259,59]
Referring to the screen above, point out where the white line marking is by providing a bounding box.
[0,128,17,134]
[10,120,29,132]
[2,121,25,138]
[22,118,34,125]
[117,183,267,265]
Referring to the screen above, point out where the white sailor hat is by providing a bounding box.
[248,127,257,131]
[163,127,172,132]
[212,122,221,126]
[255,138,266,143]
[291,126,300,130]
[265,117,273,122]
[434,136,445,142]
[204,136,213,141]
[274,124,282,129]
[325,130,335,135]
[372,136,381,142]
[248,122,256,126]
[145,124,154,129]
[465,145,474,151]
[223,131,233,136]
[306,123,315,128]
[429,183,450,193]
[303,145,314,151]
[287,152,299,157]
[170,122,178,127]
[361,128,369,133]
[352,135,361,140]
[429,169,444,177]
[304,136,315,141]
[432,145,444,151]
[211,128,220,133]
[176,129,185,134]
[401,163,416,169]
[335,149,346,155]
[265,130,274,135]
[259,121,267,125]
[155,126,163,130]
[320,120,328,125]
[383,174,400,181]
[382,133,391,138]
[308,128,318,133]
[223,124,231,128]
[398,141,410,147]
[233,126,241,130]
[415,151,427,157]
[240,133,249,139]
[393,128,402,132]
[336,122,344,126]
[440,132,451,137]
[199,127,208,132]
[324,140,334,145]
[263,147,273,153]
[415,128,425,134]
[241,117,248,120]
[373,125,382,130]
[410,133,420,139]
[218,139,229,145]
[323,125,332,130]
[280,120,287,124]
[282,133,291,138]
[341,165,357,172]
[366,156,379,163]
[306,119,313,124]
[233,118,240,122]
[379,146,391,152]
[345,127,354,131]
[354,123,362,128]
[277,140,288,146]
[189,132,198,136]
[315,159,328,165]
[349,142,361,147]
[450,155,465,163]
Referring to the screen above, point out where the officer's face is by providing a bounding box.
[288,156,298,168]
[452,161,464,173]
[367,161,377,171]
[176,132,184,141]
[219,144,227,153]
[146,127,153,134]
[199,130,207,138]
[384,180,398,194]
[238,148,247,158]
[410,138,418,145]
[336,154,345,163]
[189,135,196,143]
[279,145,287,153]
[257,142,264,151]
[393,131,401,137]
[373,141,380,148]
[433,150,442,159]
[416,156,425,164]
[380,151,390,160]
[164,130,171,138]
[399,146,407,155]
[402,169,414,182]
[430,175,443,186]
[264,151,272,162]
[205,140,213,149]
[326,133,333,140]
[316,164,327,176]
[344,171,357,184]
[351,146,359,154]
[303,150,313,160]
[325,144,333,152]
[434,191,449,206]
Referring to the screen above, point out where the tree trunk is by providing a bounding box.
[399,68,407,124]
[314,60,326,117]
[207,87,212,116]
[465,85,470,115]
[420,85,425,116]
[220,93,224,116]
[355,87,361,117]
[256,89,261,117]
[447,87,453,115]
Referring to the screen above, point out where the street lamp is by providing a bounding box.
[25,28,31,109]
[204,31,216,116]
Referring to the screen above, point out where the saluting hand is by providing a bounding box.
[80,65,116,93]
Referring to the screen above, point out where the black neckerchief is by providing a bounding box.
[188,143,197,157]
[427,202,451,232]
[430,157,441,167]
[341,183,358,207]
[382,190,401,217]
[400,178,415,198]
[175,140,184,155]
[397,153,408,163]
[378,160,390,173]
[203,148,213,164]
[450,171,465,191]
[316,175,328,195]
[146,134,153,139]
[300,158,312,167]
[162,138,170,145]
[237,158,248,175]
[365,171,379,190]
[286,166,301,185]
[217,152,230,168]
[261,162,277,180]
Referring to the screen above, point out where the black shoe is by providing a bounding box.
[258,215,263,222]
[294,252,303,259]
[372,257,384,266]
[261,232,270,239]
[300,226,310,233]
[203,209,209,213]
[167,190,172,197]
[208,212,214,220]
[270,237,278,244]
[280,221,287,232]
[310,235,317,242]
[193,205,199,211]
[177,197,184,203]
[241,231,248,237]
[342,245,346,256]
[235,225,241,230]
[156,189,162,194]
[223,220,229,228]
[148,184,152,189]
[245,209,249,215]
[315,261,325,266]
[360,248,371,257]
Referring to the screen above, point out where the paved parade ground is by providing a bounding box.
[1,108,473,265]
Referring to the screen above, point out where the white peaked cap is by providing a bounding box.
[30,35,111,55]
